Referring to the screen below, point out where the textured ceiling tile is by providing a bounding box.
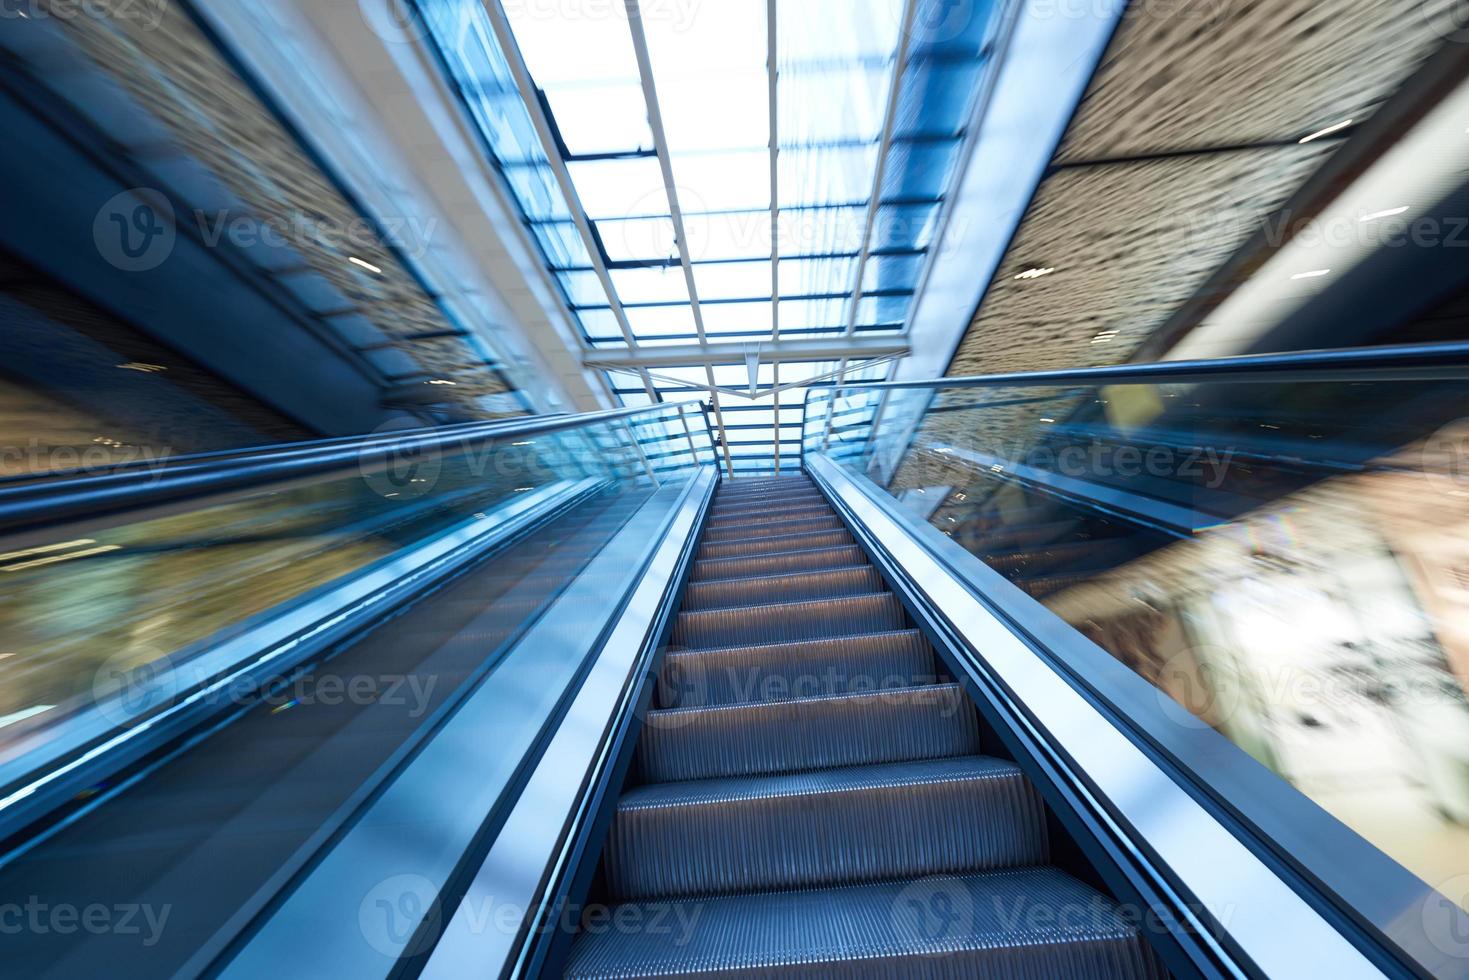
[947,144,1328,378]
[1057,0,1457,160]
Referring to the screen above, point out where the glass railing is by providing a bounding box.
[0,402,711,819]
[803,344,1469,939]
[0,399,715,977]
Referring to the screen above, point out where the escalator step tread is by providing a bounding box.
[638,683,980,782]
[705,503,833,528]
[689,544,866,582]
[697,528,854,561]
[566,867,1167,979]
[656,629,936,708]
[710,491,823,510]
[670,592,905,649]
[681,565,884,611]
[604,756,1049,900]
[702,515,844,543]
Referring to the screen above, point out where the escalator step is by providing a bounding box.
[689,544,866,582]
[701,514,844,543]
[705,503,832,529]
[656,629,937,709]
[718,476,811,492]
[637,684,980,782]
[711,492,823,512]
[681,565,883,611]
[698,528,854,561]
[714,485,815,504]
[670,592,905,649]
[565,866,1167,980]
[708,490,826,516]
[604,756,1048,900]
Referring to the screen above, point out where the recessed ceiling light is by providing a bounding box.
[1359,206,1409,221]
[1290,269,1331,280]
[349,256,383,274]
[1299,119,1353,144]
[1014,267,1055,280]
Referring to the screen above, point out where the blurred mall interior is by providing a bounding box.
[2,0,1469,976]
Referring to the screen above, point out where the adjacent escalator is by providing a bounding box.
[566,474,1167,978]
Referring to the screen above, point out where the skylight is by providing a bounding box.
[417,0,1003,474]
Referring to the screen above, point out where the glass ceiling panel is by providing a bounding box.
[597,216,677,263]
[779,144,878,208]
[624,305,697,336]
[503,1,653,157]
[667,151,770,213]
[780,256,855,299]
[421,0,1001,475]
[700,301,774,335]
[693,261,770,302]
[608,266,690,306]
[684,210,772,262]
[566,156,668,219]
[643,0,768,153]
[556,270,608,307]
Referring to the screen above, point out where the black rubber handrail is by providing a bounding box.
[0,401,706,536]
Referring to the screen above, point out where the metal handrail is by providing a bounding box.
[0,401,708,536]
[801,340,1469,402]
[796,340,1469,467]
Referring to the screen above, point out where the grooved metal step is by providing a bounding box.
[697,528,854,561]
[656,630,937,709]
[689,544,866,582]
[705,503,832,528]
[604,756,1049,900]
[710,487,816,505]
[670,592,905,649]
[709,490,826,515]
[565,867,1168,980]
[712,492,822,511]
[701,514,843,543]
[681,564,883,611]
[637,684,980,782]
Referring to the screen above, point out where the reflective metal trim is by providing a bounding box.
[806,454,1389,980]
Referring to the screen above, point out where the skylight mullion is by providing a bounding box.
[624,0,746,477]
[484,0,658,402]
[827,0,921,429]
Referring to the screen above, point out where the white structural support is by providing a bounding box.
[767,0,782,473]
[833,0,921,381]
[623,0,736,478]
[482,0,662,408]
[584,336,910,370]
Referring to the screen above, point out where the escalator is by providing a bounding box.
[6,343,1469,979]
[565,474,1165,978]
